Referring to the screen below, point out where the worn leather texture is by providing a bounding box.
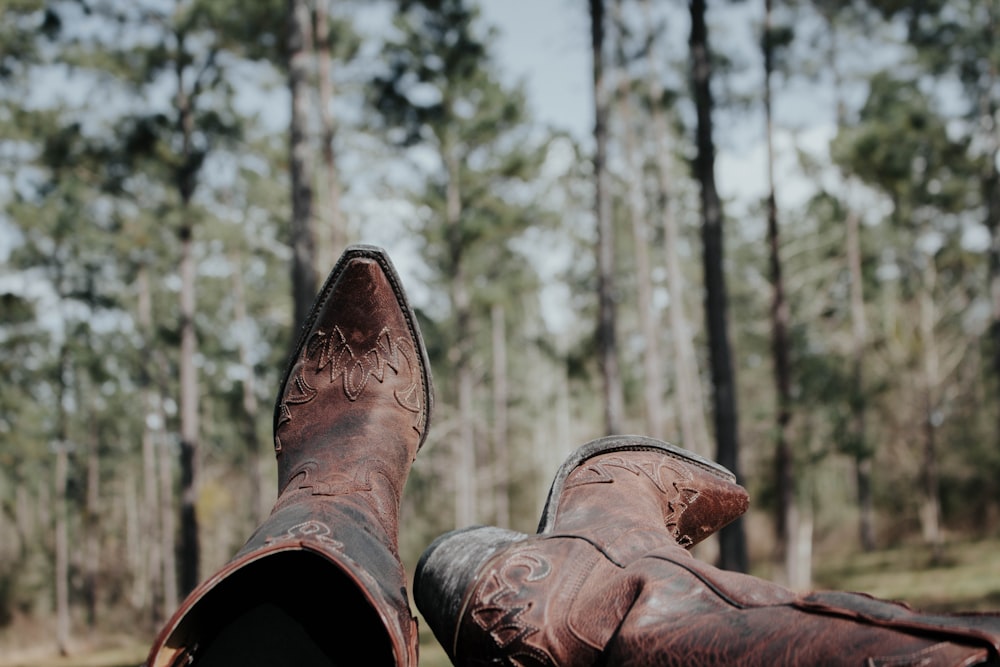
[431,438,1000,667]
[146,245,432,667]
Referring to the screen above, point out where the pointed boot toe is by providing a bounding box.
[537,435,749,560]
[147,245,432,667]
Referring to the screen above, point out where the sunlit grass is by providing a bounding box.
[813,537,1000,612]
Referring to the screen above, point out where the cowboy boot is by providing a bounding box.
[416,434,749,665]
[147,244,432,667]
[416,435,1000,667]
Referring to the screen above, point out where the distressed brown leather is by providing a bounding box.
[420,436,1000,667]
[536,438,749,564]
[146,245,432,667]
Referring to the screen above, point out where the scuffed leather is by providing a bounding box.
[546,450,749,565]
[603,544,997,666]
[147,246,432,667]
[438,441,1000,667]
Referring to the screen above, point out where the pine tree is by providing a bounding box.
[371,0,550,532]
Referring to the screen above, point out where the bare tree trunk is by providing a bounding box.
[288,0,318,330]
[846,207,875,551]
[981,7,1000,458]
[54,345,71,655]
[446,145,477,528]
[157,391,178,619]
[84,414,99,630]
[615,62,665,441]
[825,8,875,552]
[231,252,269,524]
[177,222,200,596]
[689,0,748,573]
[491,304,510,528]
[125,469,143,610]
[918,255,943,560]
[643,0,711,455]
[591,0,624,435]
[54,442,71,655]
[173,30,202,597]
[136,266,163,623]
[313,0,347,267]
[763,0,800,587]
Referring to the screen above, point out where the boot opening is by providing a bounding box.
[171,550,395,666]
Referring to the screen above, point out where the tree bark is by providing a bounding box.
[616,63,665,441]
[84,411,100,629]
[846,207,875,551]
[136,266,163,623]
[689,0,748,572]
[491,303,510,528]
[591,0,625,435]
[825,7,875,552]
[54,442,71,656]
[157,383,178,620]
[643,0,711,455]
[313,0,347,267]
[174,28,202,597]
[55,344,71,655]
[919,255,943,561]
[231,252,269,524]
[177,222,200,596]
[981,7,1000,459]
[446,144,477,529]
[763,0,800,587]
[288,0,318,331]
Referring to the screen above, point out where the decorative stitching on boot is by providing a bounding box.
[264,520,344,550]
[276,325,425,441]
[466,549,556,666]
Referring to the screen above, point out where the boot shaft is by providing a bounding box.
[272,247,433,544]
[148,246,432,667]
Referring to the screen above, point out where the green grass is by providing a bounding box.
[812,537,1000,612]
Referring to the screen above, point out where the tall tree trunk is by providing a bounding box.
[136,266,163,624]
[55,344,71,656]
[288,0,318,331]
[763,0,800,587]
[643,0,711,455]
[918,255,943,561]
[491,303,510,528]
[590,0,624,435]
[313,0,347,267]
[846,207,875,551]
[611,0,665,440]
[54,443,71,655]
[616,72,665,441]
[157,383,178,619]
[231,252,269,524]
[825,8,875,551]
[175,42,201,595]
[446,145,476,528]
[689,0,748,572]
[84,410,100,630]
[177,221,200,596]
[981,7,1000,458]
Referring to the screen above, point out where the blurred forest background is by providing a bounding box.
[2,0,1000,661]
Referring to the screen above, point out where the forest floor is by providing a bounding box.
[1,537,998,667]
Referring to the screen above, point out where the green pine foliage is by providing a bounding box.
[1,0,1000,656]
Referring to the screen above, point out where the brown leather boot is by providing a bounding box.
[416,435,1000,667]
[147,245,432,667]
